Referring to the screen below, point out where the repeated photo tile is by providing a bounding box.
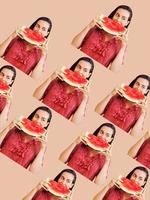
[0,0,149,200]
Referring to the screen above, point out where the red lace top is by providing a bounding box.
[0,127,41,168]
[32,188,64,200]
[42,78,84,119]
[103,186,139,200]
[103,95,142,132]
[67,142,106,180]
[0,94,7,113]
[3,37,42,74]
[136,137,150,169]
[80,26,122,67]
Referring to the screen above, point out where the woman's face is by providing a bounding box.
[58,172,74,189]
[0,68,14,86]
[33,20,50,38]
[32,109,50,128]
[97,126,114,143]
[74,60,92,79]
[112,8,130,27]
[132,77,149,95]
[130,169,147,187]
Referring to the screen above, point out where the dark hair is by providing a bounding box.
[93,123,116,144]
[108,5,133,28]
[29,17,52,38]
[126,166,149,188]
[70,57,94,80]
[54,169,77,190]
[129,74,150,96]
[0,65,16,86]
[28,106,52,129]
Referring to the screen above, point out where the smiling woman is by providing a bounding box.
[0,17,52,79]
[22,168,77,200]
[0,65,16,131]
[72,5,133,72]
[95,75,150,136]
[94,166,149,200]
[0,106,52,173]
[33,57,94,123]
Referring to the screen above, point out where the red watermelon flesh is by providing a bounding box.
[0,79,9,91]
[88,134,109,148]
[102,17,125,33]
[123,86,145,100]
[49,180,70,195]
[121,177,142,192]
[64,69,87,84]
[23,28,45,43]
[22,118,45,134]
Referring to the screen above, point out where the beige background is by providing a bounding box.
[0,0,149,200]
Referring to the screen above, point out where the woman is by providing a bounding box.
[59,123,116,184]
[0,65,16,131]
[23,168,77,200]
[72,5,133,72]
[94,166,149,200]
[95,75,150,136]
[0,106,52,173]
[128,131,150,169]
[33,57,94,123]
[0,17,52,79]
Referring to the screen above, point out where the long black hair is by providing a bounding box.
[54,168,77,190]
[129,74,150,96]
[30,17,52,38]
[126,166,149,188]
[0,65,16,87]
[70,57,94,80]
[28,106,52,129]
[93,123,116,144]
[108,5,133,28]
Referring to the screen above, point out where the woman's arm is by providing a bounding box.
[130,109,146,137]
[109,35,128,72]
[71,91,89,123]
[93,181,114,200]
[0,97,11,131]
[94,156,111,185]
[0,122,14,145]
[28,142,47,173]
[22,184,41,200]
[95,90,116,115]
[71,18,97,48]
[59,137,80,163]
[0,31,17,57]
[33,72,57,100]
[30,48,47,79]
[128,131,150,158]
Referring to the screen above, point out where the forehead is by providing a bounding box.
[0,68,14,76]
[77,60,92,69]
[115,8,130,18]
[99,126,113,134]
[34,109,49,118]
[36,20,50,28]
[132,169,147,178]
[135,77,149,86]
[60,172,74,180]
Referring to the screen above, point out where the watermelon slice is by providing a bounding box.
[0,79,10,91]
[23,28,46,43]
[64,68,87,85]
[48,180,70,196]
[96,15,126,35]
[121,177,142,192]
[87,134,109,148]
[122,86,145,100]
[21,118,45,134]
